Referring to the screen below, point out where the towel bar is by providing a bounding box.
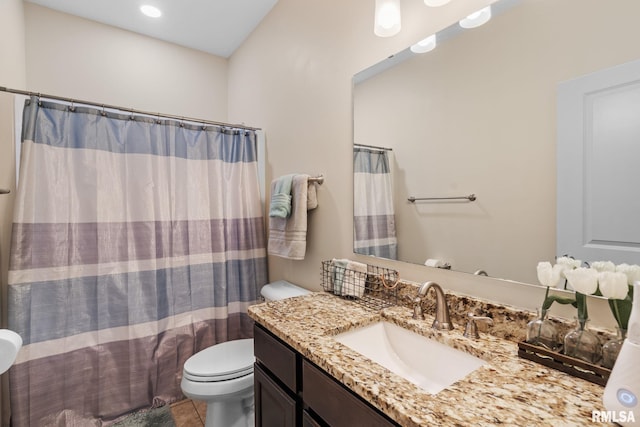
[308,175,324,185]
[408,194,475,203]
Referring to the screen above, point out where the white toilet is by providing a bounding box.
[180,280,310,427]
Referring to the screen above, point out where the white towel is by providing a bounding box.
[341,260,368,298]
[268,174,318,259]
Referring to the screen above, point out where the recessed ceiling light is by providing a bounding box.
[140,5,162,18]
[410,34,437,54]
[424,0,451,6]
[459,6,491,29]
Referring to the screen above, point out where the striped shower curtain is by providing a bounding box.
[7,98,267,426]
[353,147,397,259]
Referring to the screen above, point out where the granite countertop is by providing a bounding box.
[248,292,607,427]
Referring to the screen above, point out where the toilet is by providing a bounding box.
[180,280,310,427]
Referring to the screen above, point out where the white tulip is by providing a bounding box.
[537,261,562,288]
[598,271,629,300]
[564,267,599,295]
[628,265,640,284]
[591,261,616,272]
[556,256,582,270]
[616,263,640,285]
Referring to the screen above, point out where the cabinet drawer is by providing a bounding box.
[254,323,298,392]
[303,360,397,427]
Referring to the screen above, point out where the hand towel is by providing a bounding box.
[329,258,350,295]
[341,260,368,298]
[307,180,318,210]
[268,174,318,259]
[269,174,295,218]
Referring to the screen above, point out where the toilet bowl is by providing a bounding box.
[180,281,310,427]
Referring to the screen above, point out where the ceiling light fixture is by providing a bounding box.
[410,34,437,53]
[140,5,162,18]
[374,0,402,37]
[424,0,451,6]
[459,6,491,29]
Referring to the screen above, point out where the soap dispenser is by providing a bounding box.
[603,281,640,426]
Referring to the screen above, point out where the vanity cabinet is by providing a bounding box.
[253,323,398,427]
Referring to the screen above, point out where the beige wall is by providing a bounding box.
[354,0,640,284]
[24,3,228,120]
[0,0,26,91]
[0,0,26,323]
[228,0,496,286]
[0,1,25,423]
[228,0,616,327]
[0,0,619,346]
[0,3,624,423]
[0,92,17,427]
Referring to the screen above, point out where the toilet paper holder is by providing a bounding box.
[424,259,451,269]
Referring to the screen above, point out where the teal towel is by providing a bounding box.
[331,258,349,295]
[269,174,295,218]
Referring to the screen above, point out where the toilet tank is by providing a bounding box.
[261,280,311,301]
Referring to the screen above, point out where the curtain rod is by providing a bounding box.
[0,86,261,132]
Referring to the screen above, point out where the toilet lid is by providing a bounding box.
[184,338,254,382]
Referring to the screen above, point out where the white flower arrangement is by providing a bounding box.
[536,258,635,330]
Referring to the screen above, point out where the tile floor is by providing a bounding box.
[170,399,207,427]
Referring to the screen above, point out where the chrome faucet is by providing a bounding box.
[412,281,453,330]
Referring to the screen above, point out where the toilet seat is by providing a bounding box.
[183,338,254,382]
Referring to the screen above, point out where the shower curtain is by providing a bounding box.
[353,147,397,259]
[7,98,268,426]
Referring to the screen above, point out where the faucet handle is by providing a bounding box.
[463,313,493,339]
[412,297,425,320]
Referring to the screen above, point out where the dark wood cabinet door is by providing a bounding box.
[254,363,297,427]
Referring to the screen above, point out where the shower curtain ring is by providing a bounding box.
[156,113,161,124]
[101,105,106,117]
[69,101,76,112]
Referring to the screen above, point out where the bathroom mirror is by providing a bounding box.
[353,0,640,285]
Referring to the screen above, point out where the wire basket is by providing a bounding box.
[321,260,398,310]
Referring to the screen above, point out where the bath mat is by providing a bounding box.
[112,405,176,427]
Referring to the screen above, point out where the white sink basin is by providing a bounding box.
[333,321,485,394]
